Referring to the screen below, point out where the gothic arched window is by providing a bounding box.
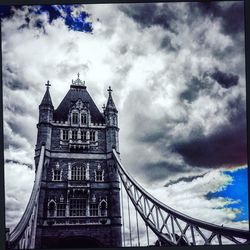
[48,200,56,217]
[99,200,107,217]
[72,112,78,125]
[71,166,86,180]
[81,113,87,125]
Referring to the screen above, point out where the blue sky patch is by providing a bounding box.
[0,5,93,33]
[207,166,249,222]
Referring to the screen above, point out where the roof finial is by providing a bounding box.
[45,80,51,89]
[71,73,85,87]
[107,86,112,95]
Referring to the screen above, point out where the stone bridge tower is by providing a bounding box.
[34,75,121,248]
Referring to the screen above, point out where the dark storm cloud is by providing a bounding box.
[180,76,209,103]
[140,161,189,182]
[164,173,207,188]
[172,118,247,167]
[120,3,178,34]
[189,2,244,36]
[3,65,30,91]
[5,159,32,169]
[210,69,239,89]
[160,35,179,52]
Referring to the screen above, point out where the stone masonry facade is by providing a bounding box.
[34,76,122,248]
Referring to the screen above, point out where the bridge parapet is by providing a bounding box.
[9,146,46,249]
[113,149,250,246]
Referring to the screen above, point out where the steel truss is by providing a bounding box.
[113,149,250,246]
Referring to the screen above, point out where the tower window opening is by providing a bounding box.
[62,130,68,140]
[48,201,56,217]
[81,113,87,125]
[69,199,87,216]
[81,130,87,141]
[90,204,99,216]
[95,169,104,182]
[57,204,66,216]
[52,169,61,181]
[71,166,86,180]
[90,131,96,142]
[100,201,107,217]
[72,112,78,124]
[72,130,78,140]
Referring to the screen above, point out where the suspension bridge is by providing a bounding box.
[6,145,249,249]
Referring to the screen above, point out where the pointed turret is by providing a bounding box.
[40,81,53,108]
[104,86,119,153]
[105,86,118,113]
[36,81,54,152]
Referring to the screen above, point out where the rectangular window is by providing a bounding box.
[71,166,86,181]
[81,114,87,125]
[96,170,104,182]
[90,204,98,216]
[81,131,87,141]
[72,113,78,124]
[57,204,66,216]
[62,130,68,140]
[90,131,96,142]
[72,130,78,140]
[53,170,61,181]
[69,199,87,216]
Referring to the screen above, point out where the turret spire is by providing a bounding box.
[40,80,53,107]
[105,86,117,113]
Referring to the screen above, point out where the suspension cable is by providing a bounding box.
[120,177,125,247]
[127,193,132,246]
[146,223,150,246]
[135,209,140,246]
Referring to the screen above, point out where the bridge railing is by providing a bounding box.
[9,146,45,249]
[113,149,250,246]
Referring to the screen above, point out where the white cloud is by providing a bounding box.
[2,2,247,239]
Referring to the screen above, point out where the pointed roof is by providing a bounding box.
[40,81,53,107]
[53,85,105,123]
[105,86,118,113]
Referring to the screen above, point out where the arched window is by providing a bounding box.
[90,131,96,142]
[99,200,107,217]
[72,112,78,125]
[48,200,56,217]
[81,113,87,125]
[71,166,86,180]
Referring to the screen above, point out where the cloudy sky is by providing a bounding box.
[1,1,249,243]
